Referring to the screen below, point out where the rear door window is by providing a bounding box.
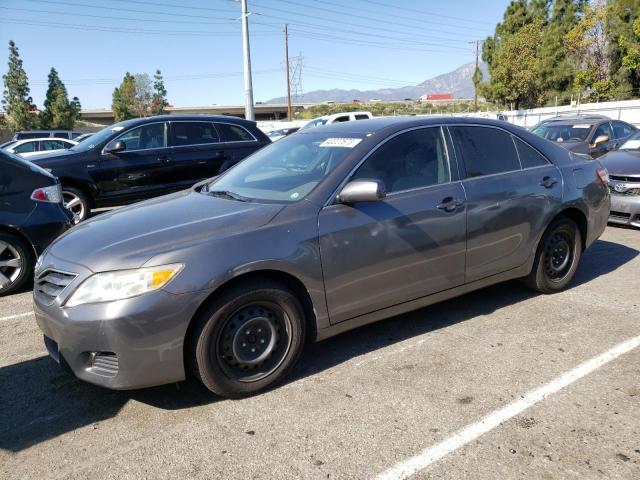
[216,123,255,142]
[355,114,370,120]
[171,122,219,146]
[450,126,520,178]
[333,116,350,123]
[612,121,635,139]
[513,137,549,168]
[40,140,68,150]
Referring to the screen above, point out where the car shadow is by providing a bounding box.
[0,239,636,452]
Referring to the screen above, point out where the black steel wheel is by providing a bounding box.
[216,302,292,383]
[523,217,582,293]
[190,279,305,398]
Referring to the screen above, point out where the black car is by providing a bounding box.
[532,116,637,158]
[0,151,72,296]
[29,115,271,221]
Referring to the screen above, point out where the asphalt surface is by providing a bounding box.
[1,226,639,479]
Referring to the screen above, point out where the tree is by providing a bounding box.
[565,2,617,101]
[620,17,640,89]
[539,0,586,103]
[151,69,169,115]
[2,40,36,131]
[133,73,152,117]
[480,20,545,109]
[112,72,137,121]
[39,67,80,129]
[70,96,82,122]
[606,0,640,95]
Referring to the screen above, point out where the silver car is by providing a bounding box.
[34,117,610,398]
[601,131,640,228]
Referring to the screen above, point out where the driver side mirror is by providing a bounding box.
[591,135,609,148]
[337,179,386,204]
[105,140,126,154]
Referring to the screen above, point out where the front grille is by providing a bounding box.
[610,211,631,219]
[34,269,77,304]
[90,352,119,377]
[610,174,640,183]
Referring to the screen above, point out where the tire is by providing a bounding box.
[189,279,306,398]
[62,186,90,223]
[0,233,33,297]
[523,217,582,293]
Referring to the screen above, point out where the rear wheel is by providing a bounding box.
[0,233,33,297]
[523,217,582,293]
[62,187,90,223]
[189,279,305,398]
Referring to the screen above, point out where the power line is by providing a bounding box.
[0,18,279,38]
[256,0,491,33]
[353,0,496,26]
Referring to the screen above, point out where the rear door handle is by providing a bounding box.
[436,197,465,212]
[540,176,558,188]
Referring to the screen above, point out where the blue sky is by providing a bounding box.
[0,0,511,109]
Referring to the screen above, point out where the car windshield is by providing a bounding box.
[620,132,640,151]
[532,123,593,143]
[70,120,136,152]
[204,132,364,203]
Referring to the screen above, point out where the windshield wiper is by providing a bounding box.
[206,190,251,202]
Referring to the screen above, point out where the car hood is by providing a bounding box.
[27,148,83,164]
[600,150,640,175]
[46,189,285,272]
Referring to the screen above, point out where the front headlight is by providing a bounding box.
[65,264,183,307]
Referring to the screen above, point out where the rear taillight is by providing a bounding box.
[31,184,63,203]
[596,167,609,185]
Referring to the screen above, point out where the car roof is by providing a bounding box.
[12,137,76,144]
[300,115,515,135]
[117,114,258,127]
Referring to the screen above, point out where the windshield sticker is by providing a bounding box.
[319,138,362,148]
[111,126,125,132]
[622,140,640,150]
[573,124,591,129]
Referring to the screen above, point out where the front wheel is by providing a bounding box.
[189,279,306,398]
[523,217,582,293]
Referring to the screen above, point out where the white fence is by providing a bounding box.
[502,99,640,128]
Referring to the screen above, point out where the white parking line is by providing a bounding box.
[374,334,640,480]
[0,312,33,321]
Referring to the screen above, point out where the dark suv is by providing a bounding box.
[0,151,72,296]
[29,115,271,221]
[532,116,636,158]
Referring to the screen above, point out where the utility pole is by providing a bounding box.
[241,0,255,121]
[474,39,479,112]
[285,24,292,121]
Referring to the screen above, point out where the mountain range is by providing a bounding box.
[267,62,489,104]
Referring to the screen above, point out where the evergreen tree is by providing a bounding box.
[151,69,169,115]
[2,40,36,131]
[112,72,137,121]
[39,67,79,129]
[70,96,82,122]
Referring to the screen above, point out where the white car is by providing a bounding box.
[301,111,373,130]
[3,137,77,158]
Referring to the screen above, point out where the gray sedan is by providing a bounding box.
[34,117,610,398]
[601,131,640,228]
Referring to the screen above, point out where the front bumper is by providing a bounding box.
[33,257,211,390]
[608,193,640,228]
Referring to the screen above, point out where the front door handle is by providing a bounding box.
[436,197,465,212]
[540,176,558,188]
[216,151,228,159]
[158,156,170,164]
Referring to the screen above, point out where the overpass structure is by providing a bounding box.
[80,104,312,126]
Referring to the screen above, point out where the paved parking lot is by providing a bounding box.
[1,226,639,479]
